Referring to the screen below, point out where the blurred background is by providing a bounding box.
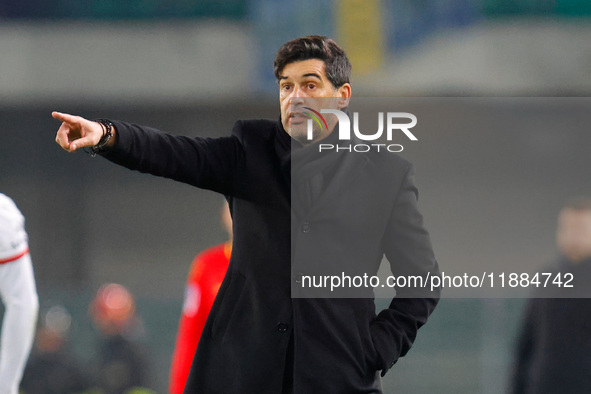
[2,1,591,392]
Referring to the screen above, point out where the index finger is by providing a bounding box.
[52,111,80,125]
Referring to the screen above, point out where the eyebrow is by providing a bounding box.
[278,73,323,81]
[303,73,322,80]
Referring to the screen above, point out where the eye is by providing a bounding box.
[307,83,316,90]
[281,84,292,91]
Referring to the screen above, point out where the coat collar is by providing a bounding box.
[275,116,368,217]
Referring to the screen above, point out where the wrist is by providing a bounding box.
[89,119,115,156]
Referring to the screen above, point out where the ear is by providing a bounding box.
[336,83,351,109]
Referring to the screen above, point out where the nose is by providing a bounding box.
[291,85,305,105]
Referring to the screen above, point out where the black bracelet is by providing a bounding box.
[89,119,114,157]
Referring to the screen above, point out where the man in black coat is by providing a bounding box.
[53,36,440,393]
[510,198,591,394]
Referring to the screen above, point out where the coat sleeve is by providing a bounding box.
[102,120,245,195]
[370,163,441,376]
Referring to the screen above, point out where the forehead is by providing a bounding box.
[559,209,591,226]
[280,59,327,79]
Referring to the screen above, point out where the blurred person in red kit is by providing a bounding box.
[169,201,232,394]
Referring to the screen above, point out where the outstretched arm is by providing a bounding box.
[52,113,246,195]
[53,111,116,152]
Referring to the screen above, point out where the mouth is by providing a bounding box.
[289,111,308,124]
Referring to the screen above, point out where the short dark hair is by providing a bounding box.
[274,35,352,89]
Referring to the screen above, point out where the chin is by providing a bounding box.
[293,135,310,145]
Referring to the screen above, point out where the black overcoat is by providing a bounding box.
[510,258,591,394]
[103,118,440,393]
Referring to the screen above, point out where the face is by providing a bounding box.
[278,59,351,145]
[556,208,591,263]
